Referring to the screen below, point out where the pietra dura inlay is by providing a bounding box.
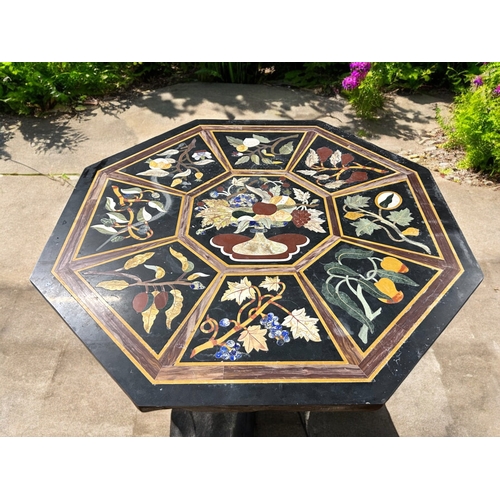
[31,120,483,410]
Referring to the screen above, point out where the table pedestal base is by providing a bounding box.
[169,406,398,437]
[170,409,257,437]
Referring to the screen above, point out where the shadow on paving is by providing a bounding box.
[16,116,88,154]
[341,92,454,143]
[0,115,90,168]
[132,83,454,143]
[0,117,17,160]
[170,407,399,437]
[0,83,455,166]
[132,83,343,122]
[0,103,132,162]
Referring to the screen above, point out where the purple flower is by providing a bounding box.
[350,62,371,73]
[350,70,365,80]
[350,62,371,75]
[493,85,500,96]
[342,62,372,91]
[473,76,483,87]
[342,74,361,91]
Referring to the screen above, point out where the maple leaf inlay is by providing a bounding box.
[386,208,414,227]
[221,277,256,305]
[259,276,281,292]
[282,308,321,342]
[238,325,269,353]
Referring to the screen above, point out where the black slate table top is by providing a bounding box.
[31,120,483,411]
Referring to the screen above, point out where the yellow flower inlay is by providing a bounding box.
[381,257,409,274]
[374,278,404,304]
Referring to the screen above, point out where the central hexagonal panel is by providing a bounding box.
[187,174,332,264]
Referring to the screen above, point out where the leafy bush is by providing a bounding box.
[192,62,339,86]
[433,62,484,93]
[438,63,500,175]
[340,62,384,119]
[373,62,480,93]
[0,62,160,115]
[281,62,346,92]
[340,62,484,120]
[193,62,265,84]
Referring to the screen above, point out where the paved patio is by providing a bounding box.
[1,82,499,436]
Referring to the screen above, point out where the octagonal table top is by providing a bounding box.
[31,120,483,411]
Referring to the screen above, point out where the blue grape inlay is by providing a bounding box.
[260,313,290,346]
[214,340,242,361]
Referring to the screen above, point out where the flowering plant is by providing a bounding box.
[341,62,371,90]
[341,62,384,119]
[439,62,500,175]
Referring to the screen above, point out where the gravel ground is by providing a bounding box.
[397,126,499,189]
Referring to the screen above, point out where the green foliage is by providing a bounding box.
[341,62,486,120]
[378,62,436,90]
[281,62,346,92]
[1,62,485,117]
[375,62,482,93]
[194,62,265,84]
[0,62,159,115]
[278,62,481,96]
[439,63,484,93]
[344,69,385,119]
[438,63,500,175]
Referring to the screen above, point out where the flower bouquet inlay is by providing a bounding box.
[194,176,328,262]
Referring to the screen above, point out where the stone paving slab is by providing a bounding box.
[1,83,499,436]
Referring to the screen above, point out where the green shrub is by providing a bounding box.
[281,62,346,92]
[0,62,149,115]
[439,63,500,175]
[193,62,265,84]
[341,63,384,119]
[341,62,484,120]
